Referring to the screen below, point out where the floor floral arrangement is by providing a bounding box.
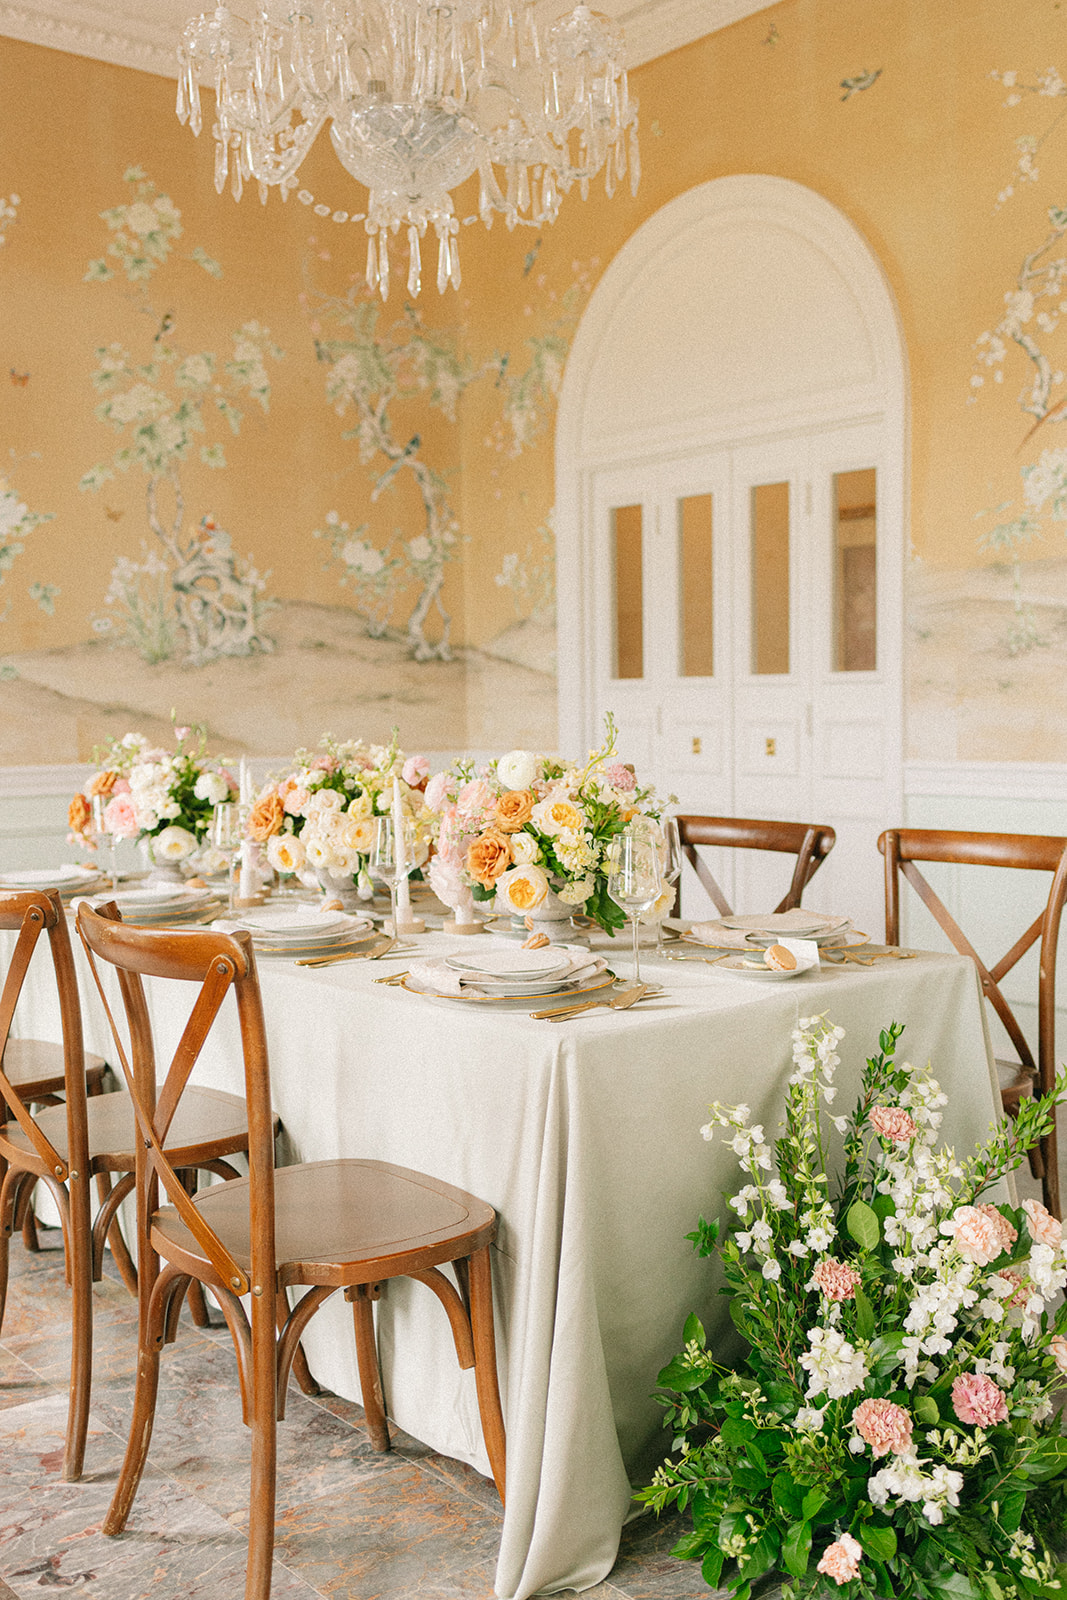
[641,1018,1067,1600]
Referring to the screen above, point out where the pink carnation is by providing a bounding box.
[1023,1198,1063,1250]
[812,1259,862,1302]
[974,1203,1018,1254]
[951,1205,1010,1266]
[604,761,636,793]
[1050,1335,1067,1374]
[817,1533,862,1586]
[458,778,493,814]
[402,755,430,788]
[868,1105,918,1142]
[424,771,451,813]
[103,792,138,839]
[852,1398,913,1457]
[952,1372,1009,1427]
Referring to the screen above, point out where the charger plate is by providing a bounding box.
[401,969,617,1007]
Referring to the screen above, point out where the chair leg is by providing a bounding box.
[467,1247,506,1504]
[246,1294,279,1600]
[21,1191,40,1253]
[64,1177,94,1481]
[1042,1119,1061,1220]
[275,1291,320,1398]
[0,1165,13,1338]
[104,1264,180,1535]
[94,1172,139,1296]
[349,1285,390,1452]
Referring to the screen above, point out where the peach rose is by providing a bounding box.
[496,789,535,833]
[1024,1198,1063,1250]
[952,1372,1008,1427]
[248,791,285,841]
[466,830,513,888]
[817,1534,862,1586]
[87,769,119,798]
[68,793,91,835]
[852,1398,913,1457]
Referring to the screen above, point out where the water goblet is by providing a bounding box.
[89,794,119,893]
[371,815,415,936]
[211,802,244,913]
[655,815,683,957]
[607,826,663,987]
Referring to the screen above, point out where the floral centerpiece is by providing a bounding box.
[69,726,236,869]
[640,1016,1067,1600]
[422,715,669,934]
[246,734,432,899]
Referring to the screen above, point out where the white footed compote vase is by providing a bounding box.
[140,828,199,887]
[313,868,368,914]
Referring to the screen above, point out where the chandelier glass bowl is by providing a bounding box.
[176,0,639,298]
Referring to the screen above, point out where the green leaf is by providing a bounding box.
[846,1199,881,1250]
[685,1216,721,1257]
[670,1529,711,1561]
[656,1355,712,1393]
[783,1520,812,1578]
[914,1396,939,1425]
[927,1574,978,1600]
[859,1523,897,1563]
[773,1473,804,1520]
[999,1489,1026,1532]
[737,1527,779,1581]
[701,1546,726,1589]
[729,1295,755,1343]
[801,1487,828,1522]
[683,1313,706,1348]
[854,1285,876,1342]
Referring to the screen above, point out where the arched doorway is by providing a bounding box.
[555,174,909,929]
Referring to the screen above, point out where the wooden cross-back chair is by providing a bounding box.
[0,887,254,1480]
[878,829,1067,1219]
[674,815,837,918]
[77,903,506,1600]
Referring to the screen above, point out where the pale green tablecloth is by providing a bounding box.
[7,927,998,1599]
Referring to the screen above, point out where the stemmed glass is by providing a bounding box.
[211,802,244,914]
[655,815,683,957]
[89,794,119,893]
[371,815,415,937]
[607,826,663,987]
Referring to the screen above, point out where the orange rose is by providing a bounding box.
[495,789,535,832]
[247,791,285,841]
[466,830,513,888]
[68,793,91,834]
[87,769,119,799]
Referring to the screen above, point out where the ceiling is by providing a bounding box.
[0,0,776,79]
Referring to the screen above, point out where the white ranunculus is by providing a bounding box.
[153,825,198,862]
[496,749,539,790]
[509,831,539,865]
[267,833,307,875]
[194,771,229,806]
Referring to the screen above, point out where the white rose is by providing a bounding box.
[194,771,229,806]
[305,837,331,869]
[153,825,198,862]
[497,749,539,790]
[159,801,181,821]
[328,850,360,877]
[340,816,376,853]
[496,863,550,915]
[509,831,539,865]
[308,788,343,813]
[267,834,307,874]
[346,790,373,820]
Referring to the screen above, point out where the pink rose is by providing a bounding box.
[402,755,430,788]
[604,761,636,792]
[1024,1199,1063,1251]
[817,1533,862,1586]
[952,1372,1009,1427]
[103,792,138,839]
[812,1259,862,1302]
[458,778,493,814]
[868,1105,918,1142]
[424,771,451,813]
[113,777,131,795]
[951,1205,1010,1266]
[283,784,311,816]
[852,1398,913,1457]
[1050,1335,1067,1374]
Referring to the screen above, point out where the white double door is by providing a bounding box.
[589,422,901,934]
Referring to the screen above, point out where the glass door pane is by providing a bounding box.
[677,493,714,677]
[832,467,877,671]
[611,503,643,679]
[750,481,790,674]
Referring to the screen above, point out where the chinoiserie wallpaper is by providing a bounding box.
[3,0,1067,765]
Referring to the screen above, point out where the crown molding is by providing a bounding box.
[0,0,778,80]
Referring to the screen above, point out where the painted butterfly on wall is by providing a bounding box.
[10,369,29,387]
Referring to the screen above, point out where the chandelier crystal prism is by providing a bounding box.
[176,1,639,299]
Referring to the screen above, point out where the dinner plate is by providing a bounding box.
[719,911,850,938]
[0,865,99,888]
[446,947,575,980]
[114,884,215,907]
[717,952,820,981]
[454,961,605,996]
[401,969,618,1006]
[235,907,366,939]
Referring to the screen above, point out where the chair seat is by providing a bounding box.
[3,1037,107,1100]
[152,1158,497,1284]
[0,1084,253,1170]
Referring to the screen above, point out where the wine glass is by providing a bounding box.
[211,802,244,913]
[371,815,415,937]
[607,826,663,987]
[655,815,683,957]
[89,794,119,893]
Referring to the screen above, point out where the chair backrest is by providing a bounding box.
[878,828,1067,1097]
[76,904,274,1301]
[674,815,837,918]
[0,887,89,1186]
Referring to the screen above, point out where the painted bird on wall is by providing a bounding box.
[840,69,882,100]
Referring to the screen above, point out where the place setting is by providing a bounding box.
[209,903,383,961]
[380,939,620,1010]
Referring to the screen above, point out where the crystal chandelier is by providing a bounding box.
[176,1,639,299]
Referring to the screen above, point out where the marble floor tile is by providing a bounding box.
[599,1509,713,1599]
[0,1345,59,1414]
[0,1391,125,1484]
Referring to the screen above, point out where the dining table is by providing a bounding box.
[6,909,1002,1600]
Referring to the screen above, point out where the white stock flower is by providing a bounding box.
[799,1326,869,1400]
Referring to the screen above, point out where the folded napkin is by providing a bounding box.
[409,946,605,998]
[686,923,756,949]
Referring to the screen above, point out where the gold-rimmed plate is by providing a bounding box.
[399,969,618,1007]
